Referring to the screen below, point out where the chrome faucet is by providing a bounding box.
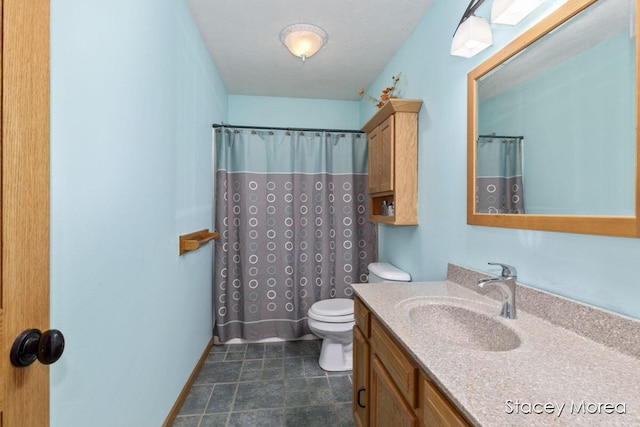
[477,262,517,319]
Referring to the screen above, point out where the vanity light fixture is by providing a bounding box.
[279,23,328,62]
[491,0,545,25]
[451,0,493,58]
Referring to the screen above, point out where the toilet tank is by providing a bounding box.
[367,262,411,283]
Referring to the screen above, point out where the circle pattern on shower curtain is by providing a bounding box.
[214,171,375,328]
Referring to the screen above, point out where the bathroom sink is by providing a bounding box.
[401,298,521,352]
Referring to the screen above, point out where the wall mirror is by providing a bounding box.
[467,0,640,237]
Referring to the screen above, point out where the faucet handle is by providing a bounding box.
[488,262,517,278]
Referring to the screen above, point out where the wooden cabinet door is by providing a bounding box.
[367,128,380,193]
[353,326,370,427]
[368,115,394,194]
[370,356,418,427]
[376,116,394,193]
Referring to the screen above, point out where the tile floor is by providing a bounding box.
[172,340,355,427]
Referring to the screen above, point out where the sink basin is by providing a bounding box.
[405,300,521,352]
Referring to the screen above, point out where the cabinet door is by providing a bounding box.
[370,356,418,427]
[368,115,394,194]
[353,326,370,427]
[368,128,381,193]
[376,115,394,193]
[422,376,470,427]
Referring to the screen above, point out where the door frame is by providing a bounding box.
[1,0,51,425]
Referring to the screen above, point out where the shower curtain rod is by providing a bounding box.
[212,123,364,134]
[478,134,524,139]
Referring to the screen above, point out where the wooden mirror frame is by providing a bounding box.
[467,0,640,237]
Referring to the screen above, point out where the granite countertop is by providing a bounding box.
[352,278,640,426]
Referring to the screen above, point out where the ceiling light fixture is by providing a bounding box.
[491,0,546,25]
[451,0,493,58]
[280,24,328,62]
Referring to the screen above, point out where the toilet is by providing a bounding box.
[307,262,411,371]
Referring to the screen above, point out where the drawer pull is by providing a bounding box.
[357,386,366,408]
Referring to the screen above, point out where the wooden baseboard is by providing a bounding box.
[162,337,215,426]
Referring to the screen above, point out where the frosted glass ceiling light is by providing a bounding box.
[451,0,493,58]
[451,15,493,57]
[280,24,328,62]
[492,0,546,25]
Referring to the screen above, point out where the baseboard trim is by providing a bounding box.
[162,337,215,427]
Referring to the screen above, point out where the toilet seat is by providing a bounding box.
[308,298,354,323]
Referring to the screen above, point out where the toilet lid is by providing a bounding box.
[308,298,354,323]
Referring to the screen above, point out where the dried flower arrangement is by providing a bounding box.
[358,73,401,108]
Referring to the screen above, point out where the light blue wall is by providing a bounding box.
[365,0,640,320]
[50,1,227,426]
[229,95,361,130]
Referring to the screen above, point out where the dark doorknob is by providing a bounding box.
[10,328,65,367]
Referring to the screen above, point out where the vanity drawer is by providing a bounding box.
[421,375,470,427]
[354,296,370,337]
[370,316,417,408]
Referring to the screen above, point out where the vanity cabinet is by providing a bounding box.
[353,296,471,427]
[361,99,422,225]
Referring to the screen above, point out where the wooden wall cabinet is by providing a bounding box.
[361,99,422,225]
[353,296,471,427]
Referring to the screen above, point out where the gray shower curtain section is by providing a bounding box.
[214,127,376,342]
[476,136,525,214]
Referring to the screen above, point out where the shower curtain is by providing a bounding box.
[476,136,525,214]
[213,127,376,342]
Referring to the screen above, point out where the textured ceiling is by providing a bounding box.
[185,0,434,100]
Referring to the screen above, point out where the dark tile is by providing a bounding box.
[210,344,228,353]
[285,390,310,407]
[263,358,283,370]
[234,380,284,411]
[327,369,353,377]
[329,375,353,403]
[306,377,329,390]
[195,361,242,384]
[245,343,266,359]
[227,343,247,353]
[225,352,246,361]
[303,357,325,377]
[256,408,284,427]
[264,342,284,358]
[283,357,305,378]
[262,368,284,380]
[336,403,357,427]
[206,352,226,363]
[172,415,201,427]
[242,359,263,371]
[199,413,228,427]
[240,370,263,382]
[284,377,307,391]
[206,383,237,413]
[283,340,320,357]
[308,387,334,404]
[285,405,338,427]
[178,384,213,415]
[228,411,255,427]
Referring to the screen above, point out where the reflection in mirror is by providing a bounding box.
[477,0,635,216]
[468,0,640,237]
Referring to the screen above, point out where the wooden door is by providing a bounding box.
[367,115,395,194]
[367,128,380,193]
[370,357,418,427]
[377,116,394,193]
[352,326,370,427]
[0,1,51,426]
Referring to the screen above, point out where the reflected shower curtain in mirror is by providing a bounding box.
[476,136,525,213]
[213,127,376,342]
